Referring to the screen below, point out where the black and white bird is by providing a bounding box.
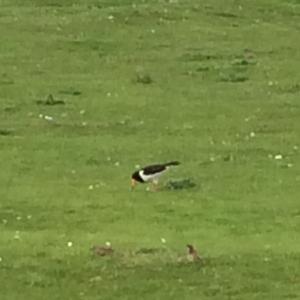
[131,161,180,190]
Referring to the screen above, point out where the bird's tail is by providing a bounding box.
[164,161,180,167]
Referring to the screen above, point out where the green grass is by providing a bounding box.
[1,0,300,299]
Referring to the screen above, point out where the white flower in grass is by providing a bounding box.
[14,231,20,240]
[105,241,111,247]
[27,215,32,220]
[44,115,53,121]
[161,238,166,244]
[16,216,22,221]
[88,185,94,190]
[67,242,73,247]
[114,161,120,167]
[274,154,283,160]
[82,122,87,126]
[250,132,255,137]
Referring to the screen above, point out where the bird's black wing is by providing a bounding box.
[142,164,166,175]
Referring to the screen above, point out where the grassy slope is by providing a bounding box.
[0,0,300,299]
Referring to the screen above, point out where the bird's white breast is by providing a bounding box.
[139,170,165,182]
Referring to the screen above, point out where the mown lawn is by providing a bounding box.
[0,0,300,299]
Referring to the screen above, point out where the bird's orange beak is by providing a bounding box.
[131,179,137,190]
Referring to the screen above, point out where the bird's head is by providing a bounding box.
[131,171,142,190]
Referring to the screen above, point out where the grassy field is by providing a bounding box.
[1,0,300,299]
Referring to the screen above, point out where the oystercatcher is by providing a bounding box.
[131,161,180,190]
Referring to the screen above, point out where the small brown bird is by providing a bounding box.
[186,244,201,262]
[91,245,114,256]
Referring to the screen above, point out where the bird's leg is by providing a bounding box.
[151,180,159,192]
